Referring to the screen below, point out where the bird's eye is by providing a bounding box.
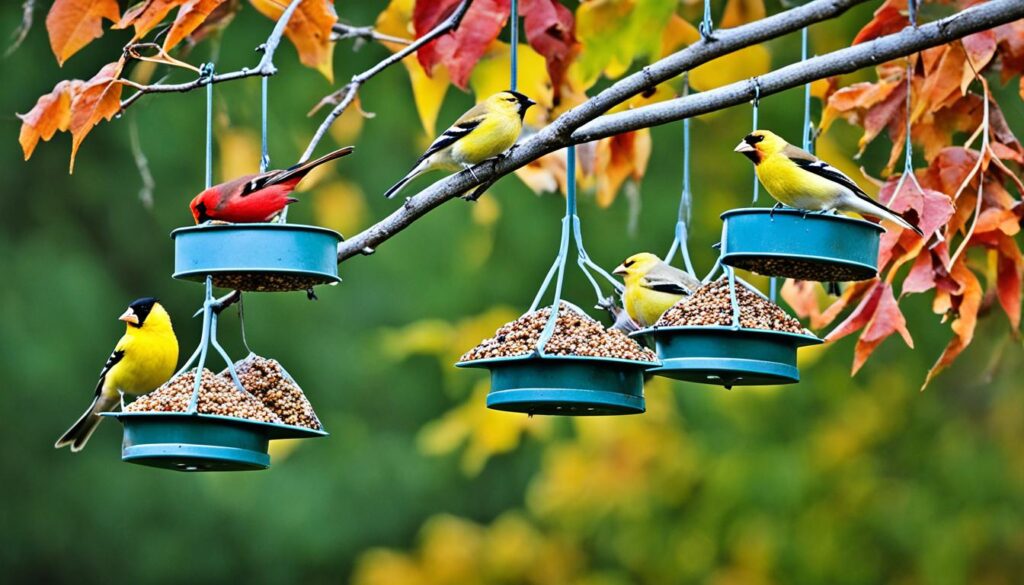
[506,97,517,102]
[746,134,765,145]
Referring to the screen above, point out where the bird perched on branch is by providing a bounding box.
[55,298,178,452]
[734,130,923,236]
[614,253,701,328]
[190,146,354,223]
[384,90,536,199]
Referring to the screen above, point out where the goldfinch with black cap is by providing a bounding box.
[614,253,701,328]
[384,90,536,199]
[55,298,178,452]
[735,129,924,236]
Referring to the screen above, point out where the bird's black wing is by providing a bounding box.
[645,282,693,295]
[416,119,482,164]
[792,158,869,198]
[94,349,125,396]
[241,171,284,196]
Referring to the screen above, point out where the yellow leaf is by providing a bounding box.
[660,12,700,57]
[327,96,365,144]
[313,179,367,236]
[45,0,121,66]
[375,0,449,136]
[470,195,500,226]
[470,42,554,128]
[573,0,677,88]
[249,0,336,82]
[216,126,261,182]
[689,44,770,91]
[720,0,766,28]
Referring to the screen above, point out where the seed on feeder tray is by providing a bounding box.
[461,302,658,362]
[211,273,329,292]
[125,368,282,423]
[728,257,864,283]
[655,277,807,334]
[224,355,322,430]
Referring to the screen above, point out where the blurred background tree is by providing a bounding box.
[2,1,1023,583]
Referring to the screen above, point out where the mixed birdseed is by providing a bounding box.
[125,368,282,423]
[727,257,872,283]
[655,277,806,334]
[227,355,322,430]
[461,302,658,362]
[211,273,330,292]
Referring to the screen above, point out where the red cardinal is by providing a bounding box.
[189,146,354,223]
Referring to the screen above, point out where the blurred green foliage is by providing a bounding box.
[1,2,1022,584]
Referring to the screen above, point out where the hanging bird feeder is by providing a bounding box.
[104,279,327,471]
[635,268,821,388]
[457,145,659,415]
[172,65,342,293]
[720,35,886,285]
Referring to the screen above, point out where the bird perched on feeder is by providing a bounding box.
[189,146,354,223]
[55,298,179,452]
[614,253,702,328]
[734,130,924,236]
[383,90,536,199]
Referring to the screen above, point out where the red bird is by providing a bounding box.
[189,146,354,223]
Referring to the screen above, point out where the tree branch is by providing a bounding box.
[118,0,303,112]
[298,0,473,163]
[331,22,412,46]
[336,0,1024,263]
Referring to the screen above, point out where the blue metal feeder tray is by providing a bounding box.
[456,354,656,416]
[102,411,327,472]
[172,223,342,292]
[720,208,884,282]
[634,326,822,388]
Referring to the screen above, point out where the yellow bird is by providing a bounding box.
[55,298,178,452]
[735,129,923,235]
[383,90,536,199]
[614,253,701,328]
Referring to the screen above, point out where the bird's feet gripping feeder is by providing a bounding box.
[458,145,658,415]
[635,272,821,388]
[106,282,327,471]
[172,223,342,292]
[719,208,884,283]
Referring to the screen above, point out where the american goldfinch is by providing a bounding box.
[614,253,701,328]
[55,298,179,452]
[190,146,354,223]
[735,130,923,236]
[384,90,536,199]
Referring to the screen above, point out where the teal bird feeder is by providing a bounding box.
[107,278,327,471]
[458,145,658,415]
[719,208,884,283]
[173,223,342,292]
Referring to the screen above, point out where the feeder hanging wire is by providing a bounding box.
[664,75,698,278]
[699,0,714,39]
[750,77,761,203]
[510,0,518,92]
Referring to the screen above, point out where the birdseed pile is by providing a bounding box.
[655,278,806,334]
[211,273,329,293]
[227,355,322,430]
[726,257,868,283]
[125,368,282,423]
[461,302,657,362]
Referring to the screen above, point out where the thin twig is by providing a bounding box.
[332,22,412,46]
[299,0,473,163]
[118,0,303,112]
[129,116,156,208]
[337,0,1023,263]
[4,0,34,58]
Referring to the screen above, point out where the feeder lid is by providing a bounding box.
[632,325,823,347]
[457,352,659,369]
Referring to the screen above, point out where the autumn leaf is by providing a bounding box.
[164,0,227,51]
[572,0,676,88]
[825,281,912,375]
[470,42,553,128]
[875,175,954,269]
[593,129,651,208]
[250,0,337,82]
[69,60,125,173]
[114,0,189,40]
[186,0,241,46]
[852,0,907,46]
[923,258,982,388]
[689,44,770,92]
[45,0,121,66]
[720,0,765,29]
[18,80,79,160]
[415,0,510,89]
[781,279,824,329]
[520,0,578,98]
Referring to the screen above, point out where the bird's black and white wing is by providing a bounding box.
[783,144,869,198]
[94,349,125,396]
[643,263,700,295]
[416,118,483,164]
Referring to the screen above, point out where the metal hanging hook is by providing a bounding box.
[665,76,697,277]
[509,0,519,92]
[699,0,714,40]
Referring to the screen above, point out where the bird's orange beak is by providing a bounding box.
[119,308,139,325]
[613,263,628,276]
[734,140,755,153]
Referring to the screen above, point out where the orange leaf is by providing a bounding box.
[820,80,899,133]
[851,282,913,374]
[69,60,125,173]
[780,279,823,328]
[114,0,189,40]
[825,280,882,344]
[902,241,950,296]
[817,279,877,330]
[995,235,1023,330]
[923,259,982,388]
[164,0,227,51]
[45,0,121,66]
[593,129,651,208]
[187,0,241,45]
[720,0,765,29]
[250,0,337,82]
[852,0,907,46]
[18,80,79,160]
[960,30,997,93]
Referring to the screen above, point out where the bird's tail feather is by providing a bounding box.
[55,394,117,452]
[270,146,355,187]
[853,194,924,236]
[384,160,428,199]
